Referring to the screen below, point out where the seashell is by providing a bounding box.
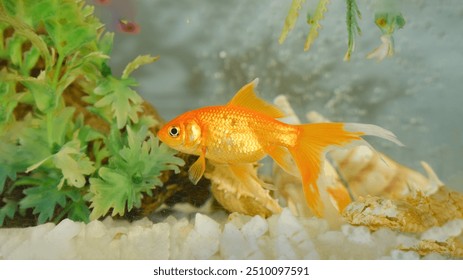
[205,163,282,218]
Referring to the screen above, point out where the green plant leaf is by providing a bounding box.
[9,115,51,171]
[344,0,362,61]
[0,81,19,126]
[67,198,90,223]
[122,55,159,79]
[47,107,75,147]
[53,140,95,189]
[98,32,114,57]
[64,189,90,223]
[21,45,41,75]
[374,12,405,35]
[6,34,25,67]
[26,139,95,189]
[0,7,52,67]
[279,0,306,45]
[19,176,67,224]
[94,77,143,129]
[43,2,97,58]
[21,74,55,112]
[0,200,18,226]
[89,167,131,219]
[0,164,15,192]
[2,0,17,16]
[304,0,331,51]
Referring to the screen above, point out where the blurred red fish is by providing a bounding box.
[92,0,141,34]
[158,79,402,216]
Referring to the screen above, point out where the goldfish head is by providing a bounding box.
[157,113,202,155]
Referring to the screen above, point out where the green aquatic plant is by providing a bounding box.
[0,0,184,226]
[89,126,183,220]
[278,0,330,53]
[367,10,405,61]
[279,0,405,61]
[304,0,330,52]
[343,0,362,61]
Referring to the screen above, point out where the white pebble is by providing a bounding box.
[220,223,247,259]
[241,215,268,239]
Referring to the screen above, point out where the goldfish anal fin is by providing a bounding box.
[228,163,272,193]
[266,146,299,177]
[188,149,206,185]
[227,78,285,118]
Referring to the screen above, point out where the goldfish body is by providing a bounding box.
[157,79,402,216]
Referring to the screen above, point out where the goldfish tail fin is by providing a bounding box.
[288,122,401,217]
[326,185,352,213]
[343,123,404,146]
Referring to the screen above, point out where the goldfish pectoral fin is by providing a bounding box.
[188,154,206,185]
[227,79,285,118]
[326,185,352,213]
[266,146,299,177]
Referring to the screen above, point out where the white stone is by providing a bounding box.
[7,223,60,259]
[241,215,268,239]
[390,249,420,260]
[220,223,247,259]
[85,219,107,238]
[47,219,83,241]
[119,223,170,259]
[274,235,298,260]
[169,217,193,259]
[276,208,303,238]
[1,207,458,259]
[421,219,463,242]
[341,224,373,245]
[182,213,220,259]
[194,213,220,238]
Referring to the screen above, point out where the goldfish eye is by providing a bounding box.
[168,126,180,138]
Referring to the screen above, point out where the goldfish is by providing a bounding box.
[157,79,402,217]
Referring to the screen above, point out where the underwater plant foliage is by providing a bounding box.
[279,0,405,61]
[0,0,184,226]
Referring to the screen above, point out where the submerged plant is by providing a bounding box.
[367,9,405,61]
[278,0,405,61]
[0,0,184,226]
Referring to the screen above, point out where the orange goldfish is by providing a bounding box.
[157,79,402,216]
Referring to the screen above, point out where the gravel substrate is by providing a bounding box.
[1,208,460,259]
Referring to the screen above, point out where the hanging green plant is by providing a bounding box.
[278,0,405,61]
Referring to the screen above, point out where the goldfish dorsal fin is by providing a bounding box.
[227,78,285,118]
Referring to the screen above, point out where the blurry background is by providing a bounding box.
[94,0,463,190]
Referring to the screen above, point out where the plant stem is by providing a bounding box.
[53,201,73,224]
[52,54,64,91]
